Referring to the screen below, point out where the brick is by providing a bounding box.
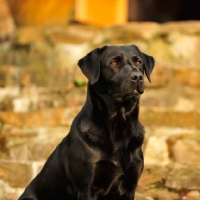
[0,161,32,187]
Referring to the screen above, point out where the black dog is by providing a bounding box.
[19,45,154,200]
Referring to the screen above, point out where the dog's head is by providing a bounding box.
[78,45,155,102]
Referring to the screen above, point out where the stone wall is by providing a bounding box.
[0,21,200,200]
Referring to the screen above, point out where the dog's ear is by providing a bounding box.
[140,52,155,83]
[78,48,101,85]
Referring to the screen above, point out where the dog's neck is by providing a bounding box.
[87,84,140,120]
[85,84,143,146]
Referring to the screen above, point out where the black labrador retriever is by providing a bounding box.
[19,44,155,200]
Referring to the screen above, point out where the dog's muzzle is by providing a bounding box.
[130,71,144,94]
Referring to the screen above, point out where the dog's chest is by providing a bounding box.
[91,149,140,197]
[88,115,144,196]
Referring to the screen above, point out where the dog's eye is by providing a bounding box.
[136,60,142,66]
[110,61,118,67]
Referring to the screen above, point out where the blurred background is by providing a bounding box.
[0,0,200,199]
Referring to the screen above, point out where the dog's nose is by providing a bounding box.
[130,71,143,82]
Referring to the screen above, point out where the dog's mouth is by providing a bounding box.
[134,89,144,95]
[113,89,143,102]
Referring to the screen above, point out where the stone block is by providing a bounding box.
[65,89,86,107]
[159,21,200,35]
[0,161,32,187]
[135,193,148,200]
[0,126,69,161]
[145,65,172,88]
[173,97,195,112]
[92,22,159,46]
[140,108,200,129]
[17,65,75,88]
[174,67,200,88]
[148,37,174,65]
[138,165,169,188]
[144,136,170,165]
[14,26,44,45]
[33,162,45,176]
[151,22,200,67]
[187,191,200,200]
[0,107,80,126]
[8,138,62,161]
[44,25,101,45]
[3,186,23,200]
[165,164,200,190]
[139,188,179,200]
[0,109,63,126]
[167,134,200,165]
[169,33,200,66]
